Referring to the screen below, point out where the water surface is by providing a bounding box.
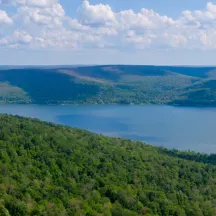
[1,104,216,153]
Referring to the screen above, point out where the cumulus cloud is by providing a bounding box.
[77,0,116,26]
[118,8,175,31]
[1,0,216,51]
[0,10,13,24]
[66,18,89,31]
[17,3,65,26]
[0,31,32,47]
[13,31,33,44]
[124,30,153,50]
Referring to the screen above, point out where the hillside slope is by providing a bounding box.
[0,66,215,105]
[172,80,216,106]
[0,115,216,215]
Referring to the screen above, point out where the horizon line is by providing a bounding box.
[1,64,216,67]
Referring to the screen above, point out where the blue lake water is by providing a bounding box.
[1,104,216,153]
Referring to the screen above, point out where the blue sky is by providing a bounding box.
[61,0,209,18]
[1,0,216,65]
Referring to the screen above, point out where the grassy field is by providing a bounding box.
[0,82,30,104]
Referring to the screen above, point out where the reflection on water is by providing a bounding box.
[0,104,216,153]
[57,114,166,143]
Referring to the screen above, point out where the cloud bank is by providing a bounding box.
[1,0,216,51]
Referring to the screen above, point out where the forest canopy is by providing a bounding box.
[0,66,216,106]
[0,115,216,215]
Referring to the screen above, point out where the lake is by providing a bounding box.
[0,104,216,153]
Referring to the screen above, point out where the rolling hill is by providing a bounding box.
[0,65,215,105]
[0,114,216,215]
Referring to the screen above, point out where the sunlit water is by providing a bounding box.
[1,104,216,153]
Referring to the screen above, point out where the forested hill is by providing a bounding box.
[1,114,216,215]
[0,65,216,105]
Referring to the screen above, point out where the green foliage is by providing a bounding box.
[0,65,216,105]
[0,114,216,215]
[0,82,30,104]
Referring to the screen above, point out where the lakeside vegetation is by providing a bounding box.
[0,65,216,106]
[0,114,216,215]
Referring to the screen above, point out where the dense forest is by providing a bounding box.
[0,65,216,106]
[0,114,216,215]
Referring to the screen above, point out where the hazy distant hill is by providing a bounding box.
[0,65,215,105]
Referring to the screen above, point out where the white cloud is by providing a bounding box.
[207,2,216,14]
[0,31,32,47]
[13,31,33,44]
[0,37,9,45]
[0,0,13,4]
[118,8,175,31]
[17,3,65,26]
[78,0,116,26]
[94,27,117,36]
[118,10,153,30]
[0,10,13,24]
[21,0,58,7]
[2,0,216,51]
[0,0,58,7]
[124,30,152,49]
[66,18,89,31]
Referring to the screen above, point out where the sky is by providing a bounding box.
[1,0,216,65]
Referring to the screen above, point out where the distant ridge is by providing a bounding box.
[0,65,215,106]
